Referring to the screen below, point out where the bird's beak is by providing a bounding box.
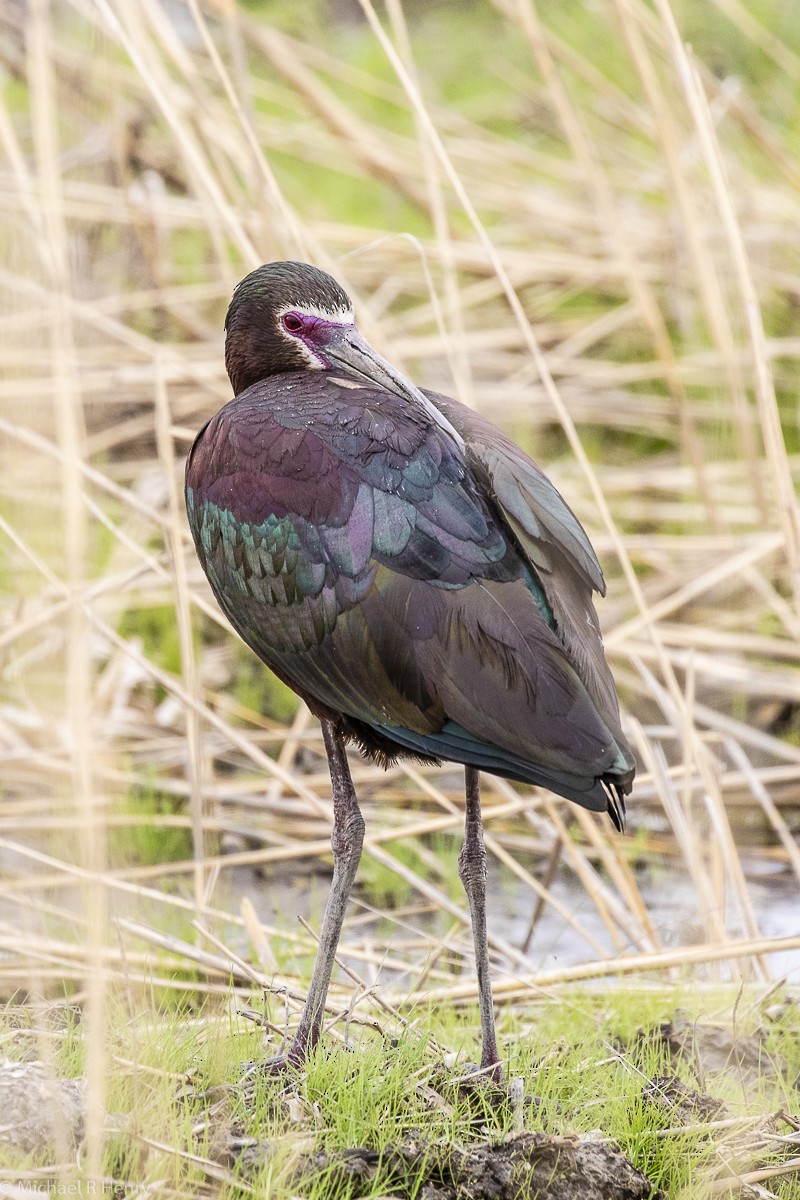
[324,326,424,406]
[322,325,465,448]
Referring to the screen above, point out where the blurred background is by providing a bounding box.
[2,0,800,1061]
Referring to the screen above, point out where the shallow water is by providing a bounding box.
[226,848,800,990]
[1,832,796,995]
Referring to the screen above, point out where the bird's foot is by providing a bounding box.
[473,1061,505,1088]
[454,1057,506,1088]
[240,1043,309,1089]
[429,1057,529,1120]
[256,1052,303,1076]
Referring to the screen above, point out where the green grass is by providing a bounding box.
[107,781,196,869]
[2,984,797,1198]
[358,831,463,908]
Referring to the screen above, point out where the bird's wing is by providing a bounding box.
[185,374,521,641]
[423,389,630,752]
[185,372,500,646]
[186,374,630,805]
[424,389,604,592]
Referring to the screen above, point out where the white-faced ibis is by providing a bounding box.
[185,261,634,1081]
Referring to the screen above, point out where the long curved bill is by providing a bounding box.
[323,325,464,449]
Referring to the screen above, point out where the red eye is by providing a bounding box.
[282,312,304,333]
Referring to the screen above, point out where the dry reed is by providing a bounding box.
[1,0,799,1078]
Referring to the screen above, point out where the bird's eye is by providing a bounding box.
[282,312,304,333]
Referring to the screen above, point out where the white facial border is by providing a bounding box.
[276,303,354,368]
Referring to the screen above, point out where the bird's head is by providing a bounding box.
[224,261,422,407]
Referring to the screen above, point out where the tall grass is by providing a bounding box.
[1,0,799,1193]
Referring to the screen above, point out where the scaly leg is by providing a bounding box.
[275,719,364,1068]
[458,767,502,1083]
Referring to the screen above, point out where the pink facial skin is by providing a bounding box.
[281,311,354,369]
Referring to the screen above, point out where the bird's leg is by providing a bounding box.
[280,719,364,1068]
[458,767,502,1084]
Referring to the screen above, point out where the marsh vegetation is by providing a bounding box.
[1,0,800,1194]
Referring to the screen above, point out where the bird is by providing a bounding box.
[185,260,635,1082]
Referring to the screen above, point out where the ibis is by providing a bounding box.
[185,261,634,1081]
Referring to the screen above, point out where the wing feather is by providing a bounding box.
[424,388,631,758]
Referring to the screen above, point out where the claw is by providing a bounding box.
[242,1048,306,1081]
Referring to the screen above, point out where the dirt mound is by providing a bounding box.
[308,1132,658,1200]
[0,1058,85,1156]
